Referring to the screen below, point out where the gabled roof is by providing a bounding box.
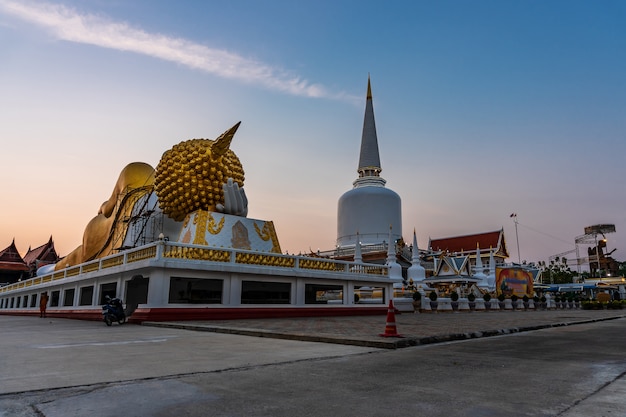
[23,236,58,266]
[0,239,29,272]
[435,255,472,277]
[428,229,509,258]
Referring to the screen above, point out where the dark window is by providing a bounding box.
[169,277,222,304]
[241,281,291,304]
[79,286,94,306]
[22,295,28,308]
[30,294,37,308]
[100,283,117,304]
[10,297,15,308]
[305,284,343,304]
[63,289,75,307]
[50,291,60,307]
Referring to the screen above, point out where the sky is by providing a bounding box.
[0,0,624,269]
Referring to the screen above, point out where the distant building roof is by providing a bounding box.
[23,236,59,268]
[428,229,509,259]
[0,239,29,273]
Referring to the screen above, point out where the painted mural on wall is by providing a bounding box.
[496,267,534,297]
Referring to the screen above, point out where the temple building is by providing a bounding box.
[23,236,60,277]
[428,229,509,271]
[1,76,536,319]
[0,237,60,284]
[1,117,398,320]
[0,240,29,284]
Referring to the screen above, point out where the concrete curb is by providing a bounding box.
[143,315,624,349]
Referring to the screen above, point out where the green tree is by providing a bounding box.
[538,257,576,284]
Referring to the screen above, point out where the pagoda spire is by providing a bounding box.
[475,243,484,270]
[354,75,385,188]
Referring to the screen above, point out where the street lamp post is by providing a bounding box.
[511,213,521,264]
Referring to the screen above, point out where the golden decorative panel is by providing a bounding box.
[102,255,124,269]
[235,252,295,268]
[66,267,81,277]
[163,245,230,262]
[299,258,345,271]
[127,246,157,263]
[82,262,100,273]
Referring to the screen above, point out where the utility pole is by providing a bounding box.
[510,213,521,264]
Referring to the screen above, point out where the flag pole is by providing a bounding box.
[510,213,521,264]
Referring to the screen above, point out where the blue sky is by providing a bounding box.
[0,0,624,268]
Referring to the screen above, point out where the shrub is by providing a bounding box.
[523,295,529,303]
[429,291,437,301]
[483,293,492,302]
[451,292,459,301]
[511,294,519,302]
[497,294,506,302]
[468,293,476,302]
[412,292,421,301]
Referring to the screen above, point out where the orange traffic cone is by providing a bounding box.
[379,299,404,338]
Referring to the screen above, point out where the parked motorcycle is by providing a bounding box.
[102,296,126,326]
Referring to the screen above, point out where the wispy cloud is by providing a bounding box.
[0,0,357,101]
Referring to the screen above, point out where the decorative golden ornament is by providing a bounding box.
[155,122,245,221]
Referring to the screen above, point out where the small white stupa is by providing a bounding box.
[407,229,426,286]
[473,244,489,288]
[485,248,497,291]
[386,226,403,285]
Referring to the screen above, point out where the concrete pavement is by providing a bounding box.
[1,309,625,416]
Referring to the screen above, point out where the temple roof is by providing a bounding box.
[428,229,509,258]
[434,255,473,277]
[0,239,29,272]
[23,236,58,267]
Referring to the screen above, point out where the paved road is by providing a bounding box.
[1,313,625,416]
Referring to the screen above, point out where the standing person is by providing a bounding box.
[39,292,48,318]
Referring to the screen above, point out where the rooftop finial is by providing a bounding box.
[355,76,383,185]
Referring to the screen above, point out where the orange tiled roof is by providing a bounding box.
[429,229,508,257]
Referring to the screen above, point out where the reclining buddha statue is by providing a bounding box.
[55,122,267,270]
